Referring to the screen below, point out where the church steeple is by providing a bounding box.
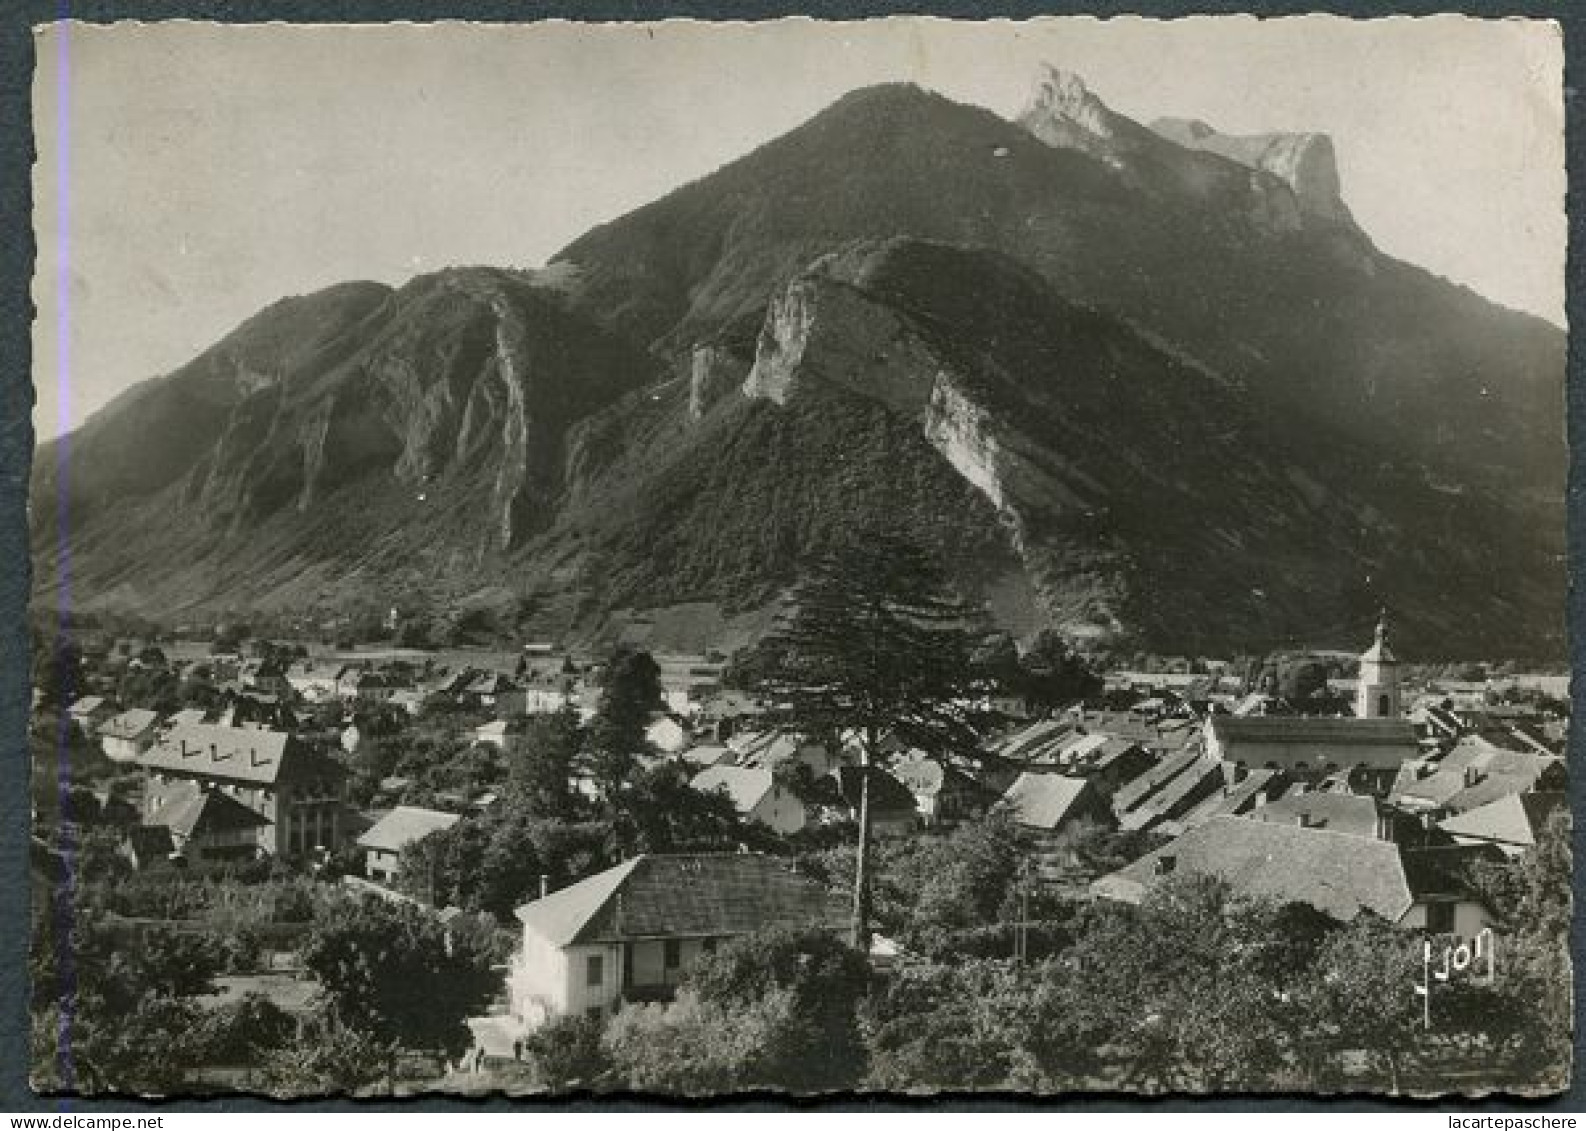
[1356,609,1400,718]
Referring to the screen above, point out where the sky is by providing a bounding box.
[31,15,1566,440]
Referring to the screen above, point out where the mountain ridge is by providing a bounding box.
[29,72,1567,657]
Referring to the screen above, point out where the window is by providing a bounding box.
[1378,694,1392,717]
[702,937,717,955]
[586,955,604,987]
[663,939,682,969]
[1425,902,1456,935]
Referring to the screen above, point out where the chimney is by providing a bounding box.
[1463,765,1482,788]
[1297,812,1315,829]
[180,739,195,758]
[1375,811,1394,842]
[1153,855,1177,876]
[539,874,549,900]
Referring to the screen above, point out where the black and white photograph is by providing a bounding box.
[23,14,1572,1100]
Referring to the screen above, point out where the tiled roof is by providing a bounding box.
[515,853,847,946]
[138,723,340,787]
[1112,747,1201,813]
[357,805,461,854]
[1249,791,1390,839]
[1438,791,1567,848]
[99,708,159,740]
[995,773,1105,831]
[150,780,271,839]
[1390,736,1563,813]
[692,764,777,814]
[1093,816,1417,922]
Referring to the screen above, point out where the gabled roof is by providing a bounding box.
[357,805,461,854]
[68,696,107,716]
[515,853,846,946]
[150,779,272,840]
[138,723,341,787]
[1438,791,1567,848]
[1094,816,1417,922]
[892,756,983,798]
[692,764,778,814]
[1391,736,1563,813]
[996,773,1105,831]
[1250,791,1391,839]
[100,708,159,740]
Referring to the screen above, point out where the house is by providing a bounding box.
[507,853,846,1028]
[389,689,426,716]
[135,723,348,859]
[357,805,462,884]
[1110,748,1225,833]
[474,719,520,751]
[66,695,112,735]
[286,661,343,703]
[691,764,807,836]
[1389,736,1566,815]
[1155,764,1289,836]
[98,708,161,763]
[1437,791,1567,857]
[459,672,526,716]
[996,772,1115,836]
[892,756,991,825]
[1092,815,1495,934]
[141,778,273,865]
[723,730,844,776]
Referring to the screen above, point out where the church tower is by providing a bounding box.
[1355,611,1401,719]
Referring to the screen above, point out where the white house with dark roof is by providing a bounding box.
[99,708,161,762]
[507,853,846,1029]
[357,805,462,884]
[136,723,347,858]
[691,764,808,835]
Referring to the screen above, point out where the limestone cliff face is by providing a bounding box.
[1150,117,1354,226]
[688,345,749,419]
[1016,66,1308,235]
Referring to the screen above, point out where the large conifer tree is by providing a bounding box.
[755,531,990,946]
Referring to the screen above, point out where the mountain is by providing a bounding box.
[29,71,1566,657]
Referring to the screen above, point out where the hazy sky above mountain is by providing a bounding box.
[32,15,1564,440]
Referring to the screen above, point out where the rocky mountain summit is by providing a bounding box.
[31,69,1566,656]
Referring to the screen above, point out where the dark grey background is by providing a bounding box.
[0,0,1579,1112]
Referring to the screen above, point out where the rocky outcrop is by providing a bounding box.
[688,345,750,419]
[1151,116,1354,225]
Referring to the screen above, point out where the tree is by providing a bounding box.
[505,704,584,821]
[610,761,754,857]
[1019,629,1102,711]
[752,531,991,946]
[520,1013,610,1090]
[32,636,83,708]
[1297,912,1423,1093]
[259,1008,390,1097]
[1277,658,1330,705]
[299,896,499,1088]
[606,926,871,1093]
[685,925,871,1091]
[582,648,663,804]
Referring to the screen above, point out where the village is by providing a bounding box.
[27,596,1571,1096]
